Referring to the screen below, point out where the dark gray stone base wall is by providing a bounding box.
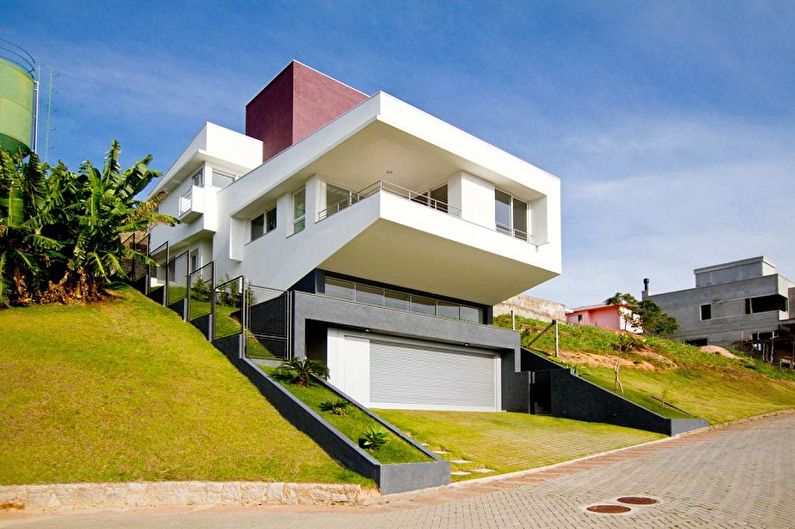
[521,348,708,436]
[167,298,186,319]
[292,292,527,411]
[190,314,212,340]
[219,353,449,494]
[147,286,165,305]
[213,333,243,362]
[549,369,708,435]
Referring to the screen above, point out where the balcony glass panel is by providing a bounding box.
[355,284,385,306]
[325,277,355,301]
[437,300,460,319]
[411,295,437,316]
[460,306,482,323]
[513,198,528,240]
[385,290,411,310]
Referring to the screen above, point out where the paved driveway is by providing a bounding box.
[3,412,793,529]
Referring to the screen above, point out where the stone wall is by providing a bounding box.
[0,481,372,513]
[494,294,566,323]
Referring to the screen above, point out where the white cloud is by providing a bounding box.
[528,113,795,307]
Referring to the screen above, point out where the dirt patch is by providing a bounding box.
[700,345,738,359]
[558,350,658,371]
[635,348,678,368]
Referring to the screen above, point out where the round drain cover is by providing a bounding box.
[586,504,631,514]
[617,496,658,505]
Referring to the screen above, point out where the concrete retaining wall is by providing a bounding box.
[0,481,370,512]
[549,369,708,435]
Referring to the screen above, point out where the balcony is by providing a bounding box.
[178,186,205,222]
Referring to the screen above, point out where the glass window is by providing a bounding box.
[411,295,436,316]
[437,300,460,319]
[355,284,385,306]
[325,277,355,301]
[250,214,264,241]
[293,188,306,233]
[460,305,482,323]
[513,198,527,240]
[212,170,235,188]
[265,206,277,232]
[495,189,512,234]
[326,183,353,216]
[192,169,204,187]
[385,290,410,311]
[189,250,199,273]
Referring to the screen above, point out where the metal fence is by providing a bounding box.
[213,275,244,340]
[166,250,189,306]
[147,241,168,298]
[245,284,292,361]
[120,232,149,282]
[187,262,214,322]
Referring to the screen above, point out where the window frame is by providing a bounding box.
[494,188,529,241]
[293,188,306,234]
[250,205,277,242]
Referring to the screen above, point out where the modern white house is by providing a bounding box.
[147,61,561,412]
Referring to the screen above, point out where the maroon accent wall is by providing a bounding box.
[245,61,368,161]
[245,63,294,161]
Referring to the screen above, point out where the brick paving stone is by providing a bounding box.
[2,412,793,529]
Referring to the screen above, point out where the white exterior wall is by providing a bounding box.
[150,92,562,304]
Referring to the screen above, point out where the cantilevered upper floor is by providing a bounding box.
[149,63,562,306]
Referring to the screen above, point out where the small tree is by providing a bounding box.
[274,358,330,387]
[605,292,678,337]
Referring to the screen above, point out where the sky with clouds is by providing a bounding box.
[3,1,793,307]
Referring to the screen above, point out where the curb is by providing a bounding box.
[0,481,377,514]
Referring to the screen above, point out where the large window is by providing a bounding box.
[495,189,528,240]
[293,188,306,234]
[323,276,483,323]
[251,206,277,241]
[191,169,204,187]
[745,295,787,314]
[324,183,358,218]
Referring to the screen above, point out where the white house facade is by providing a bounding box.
[147,61,562,412]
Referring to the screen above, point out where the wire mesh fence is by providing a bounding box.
[246,284,291,361]
[187,262,214,322]
[120,232,149,282]
[166,251,189,306]
[213,275,244,340]
[147,241,168,297]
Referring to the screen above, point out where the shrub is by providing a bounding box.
[319,399,351,415]
[273,358,330,387]
[358,427,388,451]
[613,333,643,353]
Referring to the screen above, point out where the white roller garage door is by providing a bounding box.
[327,329,499,411]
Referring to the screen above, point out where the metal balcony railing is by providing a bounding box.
[317,180,461,221]
[315,179,546,246]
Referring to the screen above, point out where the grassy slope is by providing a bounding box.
[262,368,430,464]
[378,410,662,479]
[496,315,795,424]
[0,287,368,486]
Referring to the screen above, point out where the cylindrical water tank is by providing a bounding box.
[0,58,35,154]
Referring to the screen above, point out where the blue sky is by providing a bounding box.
[3,1,793,306]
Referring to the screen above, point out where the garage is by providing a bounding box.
[326,329,500,411]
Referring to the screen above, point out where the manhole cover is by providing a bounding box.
[586,504,631,514]
[617,496,658,505]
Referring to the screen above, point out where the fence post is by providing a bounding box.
[554,319,560,359]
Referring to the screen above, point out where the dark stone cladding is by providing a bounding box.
[292,290,527,412]
[521,349,709,436]
[211,331,450,494]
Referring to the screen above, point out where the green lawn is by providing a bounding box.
[496,315,795,423]
[262,368,431,465]
[377,410,663,479]
[0,286,369,486]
